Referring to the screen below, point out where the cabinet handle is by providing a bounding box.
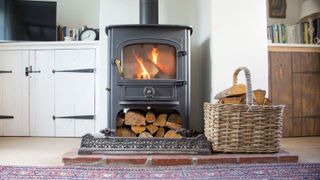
[0,115,14,119]
[25,66,41,76]
[0,70,12,74]
[53,115,95,120]
[52,68,95,73]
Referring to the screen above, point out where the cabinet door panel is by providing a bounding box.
[55,119,74,137]
[30,50,55,136]
[0,51,29,136]
[75,120,95,137]
[54,49,95,137]
[55,49,95,69]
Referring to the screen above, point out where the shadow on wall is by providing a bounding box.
[201,38,212,107]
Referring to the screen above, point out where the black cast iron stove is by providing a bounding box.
[106,24,192,130]
[78,0,211,155]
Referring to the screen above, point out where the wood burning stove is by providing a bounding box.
[78,0,211,155]
[106,25,192,132]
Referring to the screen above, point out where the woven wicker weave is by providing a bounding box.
[204,67,284,153]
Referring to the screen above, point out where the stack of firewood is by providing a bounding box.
[116,110,183,138]
[215,84,272,105]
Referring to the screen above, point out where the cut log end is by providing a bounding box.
[124,111,146,126]
[147,124,159,135]
[154,114,167,127]
[116,128,136,137]
[131,126,147,134]
[146,112,156,123]
[139,132,153,138]
[164,129,182,139]
[155,127,165,138]
[167,113,182,124]
[166,121,182,130]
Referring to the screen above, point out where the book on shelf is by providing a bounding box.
[267,18,320,44]
[56,26,86,41]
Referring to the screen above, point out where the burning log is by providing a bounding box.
[131,126,147,134]
[146,124,159,135]
[146,112,156,123]
[153,114,167,127]
[124,110,146,126]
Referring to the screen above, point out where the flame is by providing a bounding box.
[152,48,159,64]
[133,51,150,79]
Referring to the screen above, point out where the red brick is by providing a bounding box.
[105,155,147,165]
[151,155,192,166]
[196,155,237,164]
[239,156,278,164]
[63,157,103,165]
[278,155,299,163]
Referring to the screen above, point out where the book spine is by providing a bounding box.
[304,22,309,44]
[278,24,283,43]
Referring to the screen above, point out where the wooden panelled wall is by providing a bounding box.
[268,46,320,137]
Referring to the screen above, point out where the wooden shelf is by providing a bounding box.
[0,41,100,50]
[268,43,320,53]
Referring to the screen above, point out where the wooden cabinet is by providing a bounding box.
[0,42,99,137]
[0,51,29,136]
[269,45,320,137]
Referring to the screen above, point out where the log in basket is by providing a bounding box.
[204,67,285,153]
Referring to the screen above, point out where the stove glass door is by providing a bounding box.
[122,43,176,80]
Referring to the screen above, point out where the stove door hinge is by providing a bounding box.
[53,115,95,120]
[0,115,14,119]
[178,50,187,57]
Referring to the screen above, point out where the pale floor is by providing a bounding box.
[0,137,319,166]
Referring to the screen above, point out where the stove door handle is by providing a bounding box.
[114,59,124,79]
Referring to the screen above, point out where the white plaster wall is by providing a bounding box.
[211,0,268,100]
[99,0,139,129]
[267,0,303,25]
[33,0,100,28]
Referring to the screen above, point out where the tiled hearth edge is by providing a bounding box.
[63,149,298,166]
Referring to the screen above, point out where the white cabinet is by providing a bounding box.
[54,49,95,137]
[0,51,29,136]
[0,42,99,137]
[29,50,55,136]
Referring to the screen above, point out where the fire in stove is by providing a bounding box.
[123,44,176,80]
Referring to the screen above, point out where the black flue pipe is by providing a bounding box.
[139,0,158,24]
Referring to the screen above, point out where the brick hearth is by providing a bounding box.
[62,149,298,166]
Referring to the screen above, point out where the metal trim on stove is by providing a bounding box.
[118,101,180,106]
[105,24,193,35]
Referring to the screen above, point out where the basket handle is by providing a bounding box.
[233,67,253,110]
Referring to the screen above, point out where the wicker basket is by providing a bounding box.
[204,67,284,153]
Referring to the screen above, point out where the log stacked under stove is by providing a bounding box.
[116,110,183,138]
